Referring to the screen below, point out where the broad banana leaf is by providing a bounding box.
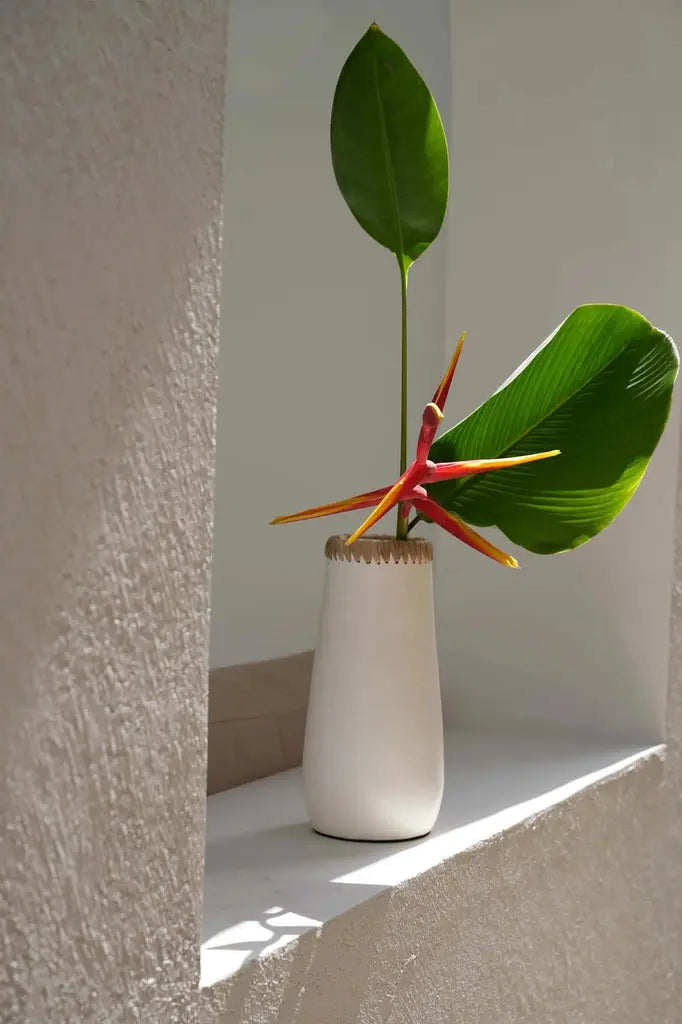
[428,304,678,554]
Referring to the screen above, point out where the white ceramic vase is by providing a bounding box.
[302,534,444,841]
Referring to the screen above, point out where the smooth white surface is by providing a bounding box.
[201,731,659,988]
[303,553,443,840]
[210,0,449,668]
[435,0,681,741]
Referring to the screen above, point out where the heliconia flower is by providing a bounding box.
[271,333,560,567]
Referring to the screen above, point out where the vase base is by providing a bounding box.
[312,826,432,844]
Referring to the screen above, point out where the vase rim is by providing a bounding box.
[324,534,433,565]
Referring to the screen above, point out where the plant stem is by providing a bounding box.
[406,514,421,535]
[396,257,409,541]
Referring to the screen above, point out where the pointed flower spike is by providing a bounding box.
[424,449,561,483]
[416,402,444,464]
[345,464,423,546]
[413,496,519,568]
[271,487,391,525]
[432,331,466,412]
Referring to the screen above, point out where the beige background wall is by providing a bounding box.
[437,0,682,742]
[207,654,311,794]
[0,3,227,1022]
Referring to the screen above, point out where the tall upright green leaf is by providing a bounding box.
[428,305,679,554]
[330,24,449,269]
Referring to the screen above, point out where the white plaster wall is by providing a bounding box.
[210,0,450,668]
[436,0,682,742]
[0,3,227,1022]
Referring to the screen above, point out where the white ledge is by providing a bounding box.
[201,730,661,989]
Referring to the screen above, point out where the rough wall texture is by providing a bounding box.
[204,751,680,1024]
[0,3,227,1022]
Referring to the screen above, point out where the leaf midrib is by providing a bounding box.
[440,320,656,502]
[371,51,405,267]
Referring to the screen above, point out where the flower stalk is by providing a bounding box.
[397,258,409,541]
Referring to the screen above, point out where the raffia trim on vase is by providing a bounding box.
[324,534,433,565]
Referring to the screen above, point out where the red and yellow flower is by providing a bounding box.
[272,334,559,567]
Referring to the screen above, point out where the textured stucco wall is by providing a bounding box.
[0,3,227,1022]
[204,744,681,1024]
